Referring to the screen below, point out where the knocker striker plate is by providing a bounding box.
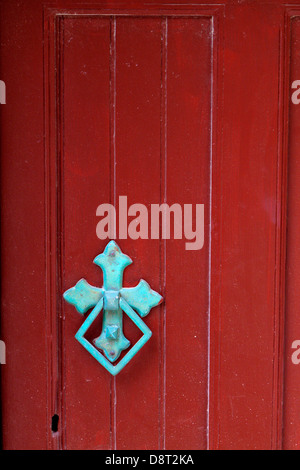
[63,241,163,375]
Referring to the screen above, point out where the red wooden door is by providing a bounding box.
[0,0,299,450]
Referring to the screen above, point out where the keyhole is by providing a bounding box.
[51,414,59,433]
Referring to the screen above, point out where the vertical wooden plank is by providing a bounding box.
[113,16,162,450]
[211,3,283,449]
[283,14,300,451]
[0,0,48,449]
[61,17,112,450]
[164,17,211,450]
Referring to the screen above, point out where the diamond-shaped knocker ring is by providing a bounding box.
[63,241,163,375]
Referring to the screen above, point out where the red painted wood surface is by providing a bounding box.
[0,0,299,450]
[283,11,300,450]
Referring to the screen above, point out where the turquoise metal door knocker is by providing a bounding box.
[63,241,163,375]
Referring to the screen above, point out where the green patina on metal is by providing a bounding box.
[63,241,163,375]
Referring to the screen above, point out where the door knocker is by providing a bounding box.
[63,241,163,375]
